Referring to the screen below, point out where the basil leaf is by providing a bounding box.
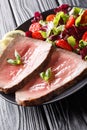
[7,50,22,65]
[7,59,17,65]
[40,72,45,79]
[40,68,52,82]
[15,50,21,60]
[45,68,52,79]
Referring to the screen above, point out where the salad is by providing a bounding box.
[1,4,87,60]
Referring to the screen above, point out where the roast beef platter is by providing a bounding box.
[0,4,87,106]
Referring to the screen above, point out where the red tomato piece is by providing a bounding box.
[56,39,73,51]
[82,31,87,41]
[32,31,44,40]
[65,15,75,28]
[46,14,55,21]
[29,22,41,32]
[80,10,87,24]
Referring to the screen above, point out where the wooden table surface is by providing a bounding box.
[0,0,87,130]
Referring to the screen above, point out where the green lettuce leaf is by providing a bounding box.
[53,11,69,27]
[67,36,76,47]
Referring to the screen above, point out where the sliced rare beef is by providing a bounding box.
[16,48,87,106]
[0,36,52,93]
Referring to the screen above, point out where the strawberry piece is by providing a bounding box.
[46,14,55,21]
[80,10,87,24]
[65,15,75,28]
[56,39,73,51]
[82,31,87,41]
[29,22,44,40]
[29,22,41,32]
[32,31,44,40]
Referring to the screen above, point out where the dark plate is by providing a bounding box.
[0,8,87,106]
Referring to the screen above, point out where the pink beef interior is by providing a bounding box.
[0,38,35,83]
[0,36,52,91]
[16,48,87,105]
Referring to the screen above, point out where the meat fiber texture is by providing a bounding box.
[16,48,87,106]
[0,36,52,93]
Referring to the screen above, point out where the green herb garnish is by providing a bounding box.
[7,50,22,65]
[40,68,52,82]
[79,40,87,49]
